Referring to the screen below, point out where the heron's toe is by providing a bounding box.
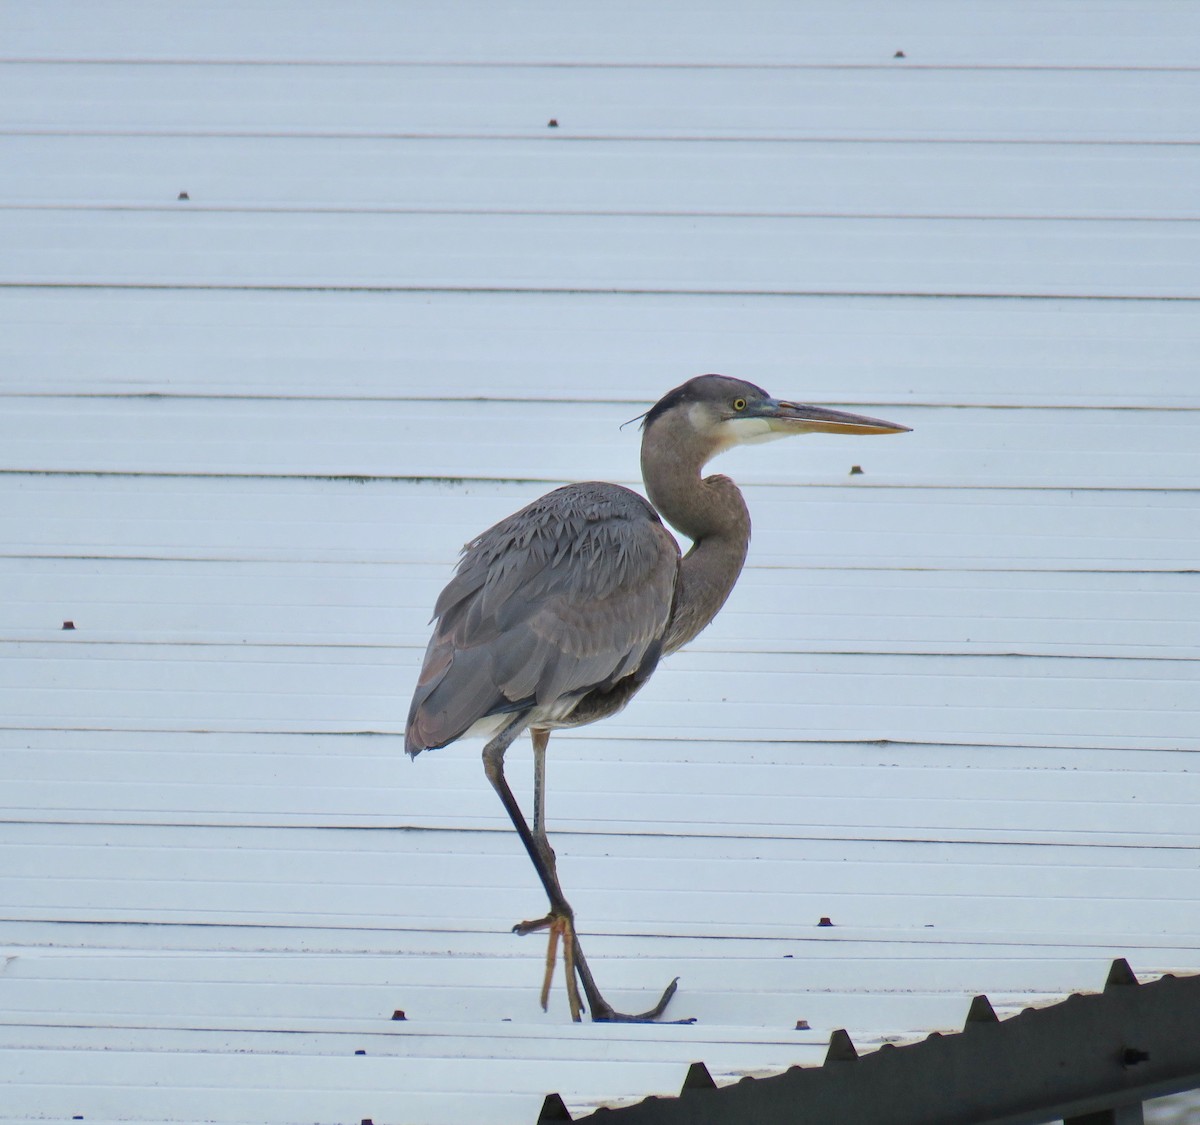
[513,905,572,936]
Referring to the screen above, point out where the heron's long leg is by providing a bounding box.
[527,728,583,1019]
[484,723,585,1017]
[482,722,682,1023]
[532,727,548,838]
[530,727,557,872]
[482,721,571,917]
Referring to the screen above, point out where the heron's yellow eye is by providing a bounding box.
[733,398,747,411]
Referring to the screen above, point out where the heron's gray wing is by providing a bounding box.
[405,483,679,754]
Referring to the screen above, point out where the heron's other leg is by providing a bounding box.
[531,727,548,838]
[530,726,556,871]
[510,726,582,1016]
[526,727,584,1019]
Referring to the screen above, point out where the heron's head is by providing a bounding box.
[641,374,910,462]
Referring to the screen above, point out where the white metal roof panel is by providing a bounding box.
[5,397,1200,491]
[4,2,1200,69]
[8,135,1200,220]
[6,62,1200,143]
[2,3,1198,1124]
[9,209,1200,298]
[4,290,1197,408]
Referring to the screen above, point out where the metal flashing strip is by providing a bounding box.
[545,960,1200,1125]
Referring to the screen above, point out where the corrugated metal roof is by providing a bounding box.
[2,3,1197,1123]
[564,964,1200,1124]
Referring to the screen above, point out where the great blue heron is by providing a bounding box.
[405,374,909,1022]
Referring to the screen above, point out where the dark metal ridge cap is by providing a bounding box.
[542,960,1200,1125]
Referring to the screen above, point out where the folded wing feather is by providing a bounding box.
[405,483,679,755]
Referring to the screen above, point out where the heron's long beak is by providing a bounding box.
[756,399,911,436]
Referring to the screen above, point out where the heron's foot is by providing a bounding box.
[513,913,692,1024]
[514,909,585,1021]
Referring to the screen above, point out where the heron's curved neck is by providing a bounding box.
[641,424,751,654]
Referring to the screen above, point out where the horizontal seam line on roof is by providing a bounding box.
[1,915,1191,938]
[5,128,1200,147]
[5,283,1198,302]
[3,555,1198,576]
[0,723,1192,749]
[8,204,1200,225]
[3,818,1198,849]
[2,467,1199,493]
[1,394,1199,413]
[9,818,1194,837]
[0,729,1189,752]
[6,637,1198,663]
[7,58,1200,72]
